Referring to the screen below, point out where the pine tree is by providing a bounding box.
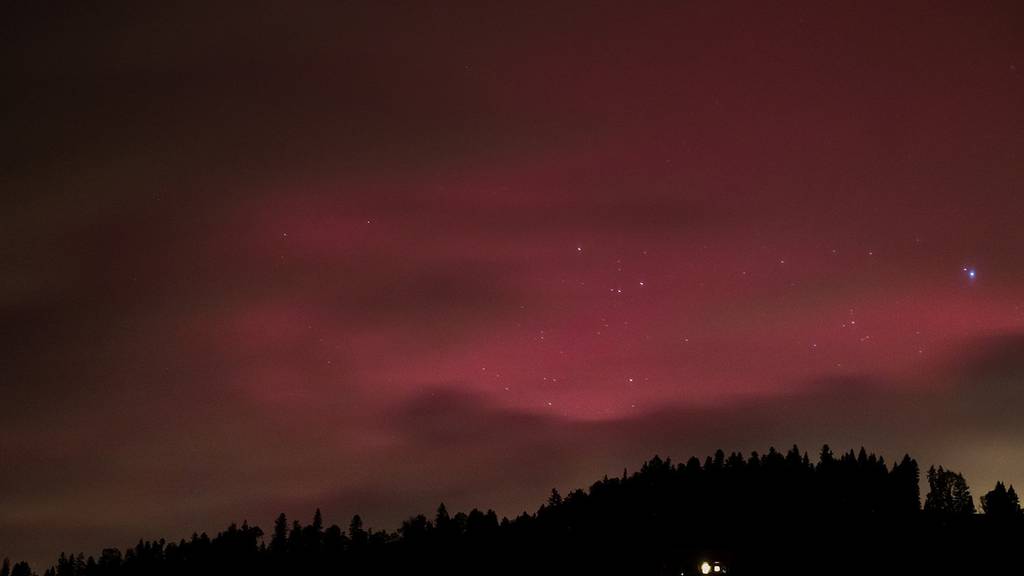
[1009,485,1021,513]
[271,513,288,553]
[435,502,452,538]
[349,514,368,546]
[982,481,1021,517]
[951,473,975,514]
[891,454,921,512]
[927,466,975,514]
[547,488,563,507]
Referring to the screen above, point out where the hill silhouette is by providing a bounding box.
[3,445,1022,575]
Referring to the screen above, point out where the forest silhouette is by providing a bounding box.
[4,445,1022,575]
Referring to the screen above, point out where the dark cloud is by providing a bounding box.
[364,337,1024,527]
[945,333,1024,437]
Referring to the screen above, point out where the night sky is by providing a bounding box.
[3,0,1024,567]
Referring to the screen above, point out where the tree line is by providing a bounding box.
[4,445,1022,575]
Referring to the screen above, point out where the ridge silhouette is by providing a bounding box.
[5,445,1023,575]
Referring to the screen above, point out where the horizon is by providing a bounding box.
[2,444,1017,574]
[2,443,1014,572]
